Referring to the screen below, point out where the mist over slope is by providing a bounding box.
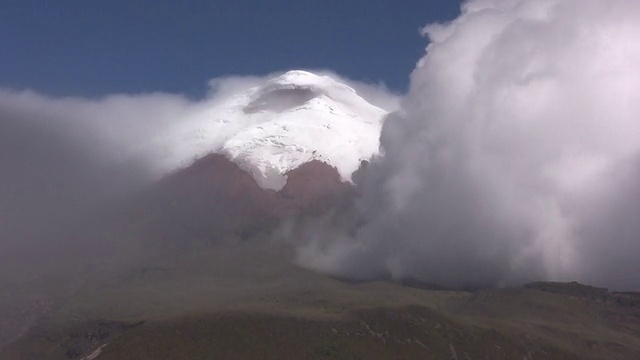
[0,70,395,268]
[294,0,640,290]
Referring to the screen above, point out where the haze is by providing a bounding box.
[2,0,640,295]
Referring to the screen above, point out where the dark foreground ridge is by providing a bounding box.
[2,277,640,360]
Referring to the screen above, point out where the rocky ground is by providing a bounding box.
[2,237,640,359]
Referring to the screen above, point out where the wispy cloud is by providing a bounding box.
[0,71,398,263]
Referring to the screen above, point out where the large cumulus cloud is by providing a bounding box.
[295,0,640,290]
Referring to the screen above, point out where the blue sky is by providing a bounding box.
[0,0,461,97]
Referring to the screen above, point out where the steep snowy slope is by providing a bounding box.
[166,70,388,190]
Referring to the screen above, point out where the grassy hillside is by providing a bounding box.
[2,239,640,359]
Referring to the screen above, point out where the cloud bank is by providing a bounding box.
[0,72,399,266]
[296,0,640,290]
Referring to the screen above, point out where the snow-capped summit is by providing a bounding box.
[167,70,388,190]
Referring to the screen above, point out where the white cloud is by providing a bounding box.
[295,0,640,290]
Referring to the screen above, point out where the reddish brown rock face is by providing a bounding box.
[281,160,356,212]
[22,153,364,266]
[137,154,361,243]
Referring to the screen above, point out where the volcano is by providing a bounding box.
[102,71,383,250]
